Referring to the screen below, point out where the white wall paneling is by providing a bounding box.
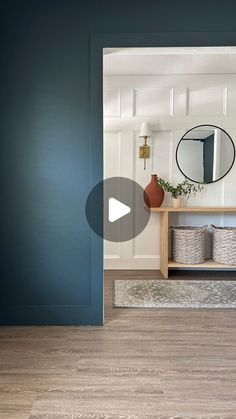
[103,74,236,269]
[103,131,121,261]
[187,86,227,116]
[134,87,174,117]
[103,88,121,117]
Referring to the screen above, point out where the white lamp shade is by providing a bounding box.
[139,122,152,138]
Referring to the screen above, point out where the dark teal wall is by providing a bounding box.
[1,0,236,324]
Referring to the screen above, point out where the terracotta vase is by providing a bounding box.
[144,174,164,208]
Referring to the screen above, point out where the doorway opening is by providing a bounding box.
[101,45,236,320]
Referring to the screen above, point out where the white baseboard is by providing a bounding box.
[104,256,160,270]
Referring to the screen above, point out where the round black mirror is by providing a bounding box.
[176,125,235,184]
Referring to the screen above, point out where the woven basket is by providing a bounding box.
[171,226,206,264]
[212,225,236,265]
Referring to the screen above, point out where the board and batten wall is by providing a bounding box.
[104,74,236,269]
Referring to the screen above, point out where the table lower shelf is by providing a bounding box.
[168,259,236,269]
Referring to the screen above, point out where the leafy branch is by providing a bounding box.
[158,178,204,199]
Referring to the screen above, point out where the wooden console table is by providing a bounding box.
[150,207,236,279]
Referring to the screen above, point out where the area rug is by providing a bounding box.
[113,279,236,308]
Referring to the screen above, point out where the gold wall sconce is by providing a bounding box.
[139,122,152,170]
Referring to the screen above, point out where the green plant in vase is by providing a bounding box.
[158,178,204,208]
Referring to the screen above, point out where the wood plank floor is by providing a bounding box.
[0,270,236,418]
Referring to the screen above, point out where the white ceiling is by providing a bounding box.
[184,129,214,140]
[103,47,236,75]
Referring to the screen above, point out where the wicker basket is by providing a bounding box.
[171,226,206,264]
[212,225,236,265]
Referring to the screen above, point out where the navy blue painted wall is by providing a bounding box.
[1,0,236,324]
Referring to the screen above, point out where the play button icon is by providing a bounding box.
[85,177,150,242]
[108,198,131,223]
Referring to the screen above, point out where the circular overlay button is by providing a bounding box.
[85,177,150,242]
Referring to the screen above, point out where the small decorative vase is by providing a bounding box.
[172,197,182,208]
[144,174,164,208]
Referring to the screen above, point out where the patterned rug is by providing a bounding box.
[113,279,236,308]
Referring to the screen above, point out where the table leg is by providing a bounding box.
[160,211,169,279]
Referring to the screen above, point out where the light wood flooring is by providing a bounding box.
[0,270,236,418]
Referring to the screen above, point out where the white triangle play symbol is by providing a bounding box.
[108,197,131,223]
